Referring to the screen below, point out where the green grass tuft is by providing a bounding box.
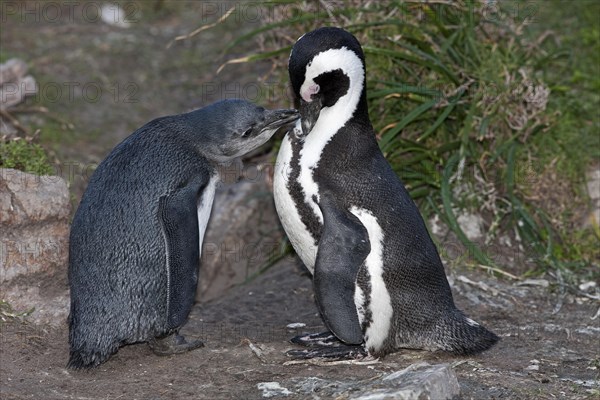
[0,139,54,176]
[220,0,598,280]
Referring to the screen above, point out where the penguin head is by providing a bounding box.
[288,27,367,135]
[184,99,298,162]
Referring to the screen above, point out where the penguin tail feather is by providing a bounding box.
[438,311,500,355]
[67,348,111,370]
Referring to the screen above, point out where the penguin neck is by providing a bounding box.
[301,80,370,164]
[295,79,371,224]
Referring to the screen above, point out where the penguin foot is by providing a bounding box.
[286,344,367,360]
[148,333,204,356]
[288,331,367,359]
[290,331,342,347]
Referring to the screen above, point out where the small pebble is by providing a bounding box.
[579,281,597,291]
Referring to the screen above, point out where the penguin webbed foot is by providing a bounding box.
[290,331,341,347]
[287,331,367,360]
[148,332,204,356]
[286,345,367,360]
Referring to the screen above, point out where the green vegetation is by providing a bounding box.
[223,0,599,280]
[0,139,53,175]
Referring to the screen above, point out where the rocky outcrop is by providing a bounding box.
[276,363,461,400]
[1,168,70,325]
[0,168,70,282]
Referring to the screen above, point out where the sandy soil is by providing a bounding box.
[1,257,599,399]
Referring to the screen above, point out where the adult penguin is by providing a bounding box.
[274,27,498,358]
[68,99,297,368]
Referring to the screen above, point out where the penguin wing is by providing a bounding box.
[158,174,208,331]
[313,194,370,344]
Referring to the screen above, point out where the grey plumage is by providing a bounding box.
[68,99,297,369]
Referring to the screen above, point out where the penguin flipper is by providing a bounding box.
[313,195,370,345]
[158,175,208,331]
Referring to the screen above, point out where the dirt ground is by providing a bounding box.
[1,2,599,399]
[1,257,599,399]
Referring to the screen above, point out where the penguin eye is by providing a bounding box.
[241,128,253,138]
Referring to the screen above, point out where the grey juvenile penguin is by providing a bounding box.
[68,99,298,369]
[274,27,498,358]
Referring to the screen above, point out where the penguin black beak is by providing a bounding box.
[262,108,299,132]
[299,96,323,136]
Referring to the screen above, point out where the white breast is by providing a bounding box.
[275,48,365,274]
[273,129,318,272]
[197,175,218,258]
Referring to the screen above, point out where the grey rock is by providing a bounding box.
[456,212,484,241]
[292,363,460,400]
[198,175,284,301]
[351,363,460,400]
[0,168,70,282]
[0,58,28,86]
[0,168,70,325]
[0,58,37,110]
[100,4,132,29]
[586,165,600,227]
[257,382,292,398]
[2,281,69,326]
[587,166,600,202]
[428,214,449,237]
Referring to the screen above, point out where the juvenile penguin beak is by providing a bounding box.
[299,96,323,136]
[262,108,299,132]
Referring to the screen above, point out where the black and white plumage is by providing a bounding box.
[274,27,498,358]
[68,99,297,369]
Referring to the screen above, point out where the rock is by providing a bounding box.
[0,58,37,110]
[100,4,132,29]
[292,363,460,400]
[354,363,460,400]
[0,116,18,137]
[0,168,70,325]
[1,170,70,225]
[428,214,448,237]
[457,212,484,241]
[1,278,69,326]
[586,165,600,227]
[0,168,70,282]
[578,281,597,292]
[198,175,284,301]
[525,359,541,371]
[257,382,292,398]
[0,58,27,86]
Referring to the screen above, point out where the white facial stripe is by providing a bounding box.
[300,46,365,107]
[350,206,392,352]
[299,47,364,219]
